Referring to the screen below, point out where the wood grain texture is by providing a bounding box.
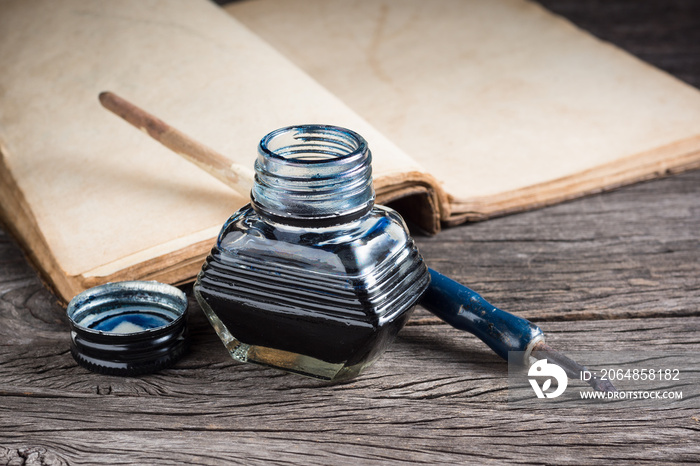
[2,172,698,465]
[1,304,699,465]
[413,171,700,322]
[2,1,700,464]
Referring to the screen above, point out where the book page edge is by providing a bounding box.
[445,135,700,224]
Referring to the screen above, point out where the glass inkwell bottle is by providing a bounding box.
[194,125,430,381]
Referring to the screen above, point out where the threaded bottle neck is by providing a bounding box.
[251,125,375,227]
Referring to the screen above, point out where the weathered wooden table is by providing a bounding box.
[2,1,699,464]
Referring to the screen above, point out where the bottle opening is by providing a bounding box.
[252,125,375,226]
[261,125,365,162]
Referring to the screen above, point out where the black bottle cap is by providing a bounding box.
[66,281,189,376]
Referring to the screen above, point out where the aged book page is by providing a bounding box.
[5,0,700,303]
[0,0,425,302]
[227,0,700,222]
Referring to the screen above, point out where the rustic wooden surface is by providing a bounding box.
[2,1,700,464]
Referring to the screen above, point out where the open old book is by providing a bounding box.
[2,0,700,304]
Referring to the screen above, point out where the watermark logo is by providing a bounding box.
[528,359,568,398]
[509,351,696,408]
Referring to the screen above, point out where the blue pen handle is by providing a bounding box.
[420,269,544,362]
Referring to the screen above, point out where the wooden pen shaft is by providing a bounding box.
[99,91,253,195]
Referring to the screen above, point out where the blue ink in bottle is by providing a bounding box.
[194,125,429,381]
